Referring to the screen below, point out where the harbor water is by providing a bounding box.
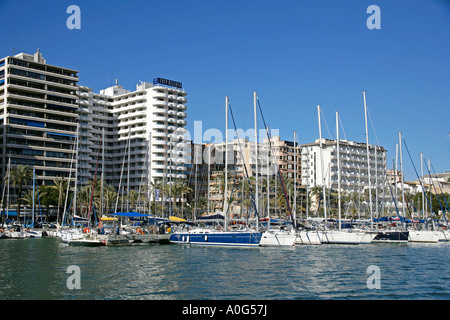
[1,237,449,300]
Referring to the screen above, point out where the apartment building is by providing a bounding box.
[78,79,189,193]
[0,50,79,192]
[301,138,388,195]
[188,136,302,216]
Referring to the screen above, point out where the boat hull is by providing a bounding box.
[372,230,409,243]
[68,239,106,246]
[259,230,296,247]
[408,230,440,243]
[294,231,322,245]
[169,230,262,247]
[439,230,450,242]
[319,230,365,244]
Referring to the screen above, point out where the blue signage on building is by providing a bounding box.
[153,78,182,89]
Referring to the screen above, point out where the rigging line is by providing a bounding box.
[424,157,447,222]
[88,138,102,224]
[228,102,258,218]
[223,98,239,218]
[430,160,450,213]
[256,97,296,228]
[338,113,348,141]
[367,107,380,146]
[320,107,333,140]
[402,137,438,222]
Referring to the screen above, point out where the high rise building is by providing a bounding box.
[78,78,189,194]
[0,50,79,194]
[0,50,189,211]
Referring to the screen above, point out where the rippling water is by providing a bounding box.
[1,238,449,300]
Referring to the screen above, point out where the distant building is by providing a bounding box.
[301,138,388,195]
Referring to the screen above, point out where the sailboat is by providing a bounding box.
[169,94,262,247]
[372,132,409,243]
[400,138,440,243]
[259,129,298,247]
[315,106,364,244]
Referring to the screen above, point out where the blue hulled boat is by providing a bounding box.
[169,228,262,247]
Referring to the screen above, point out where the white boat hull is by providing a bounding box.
[294,230,322,245]
[319,230,364,244]
[259,230,296,247]
[439,230,450,242]
[408,230,440,243]
[3,230,26,239]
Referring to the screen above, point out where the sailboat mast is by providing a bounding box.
[32,168,35,228]
[101,128,105,218]
[254,92,259,232]
[336,111,341,231]
[399,132,406,219]
[293,131,297,226]
[73,125,79,226]
[267,127,270,225]
[224,95,228,230]
[127,129,131,212]
[363,91,373,229]
[317,105,327,227]
[421,152,424,220]
[207,145,211,216]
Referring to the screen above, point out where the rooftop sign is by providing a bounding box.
[153,77,182,89]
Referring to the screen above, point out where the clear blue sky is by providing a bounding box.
[1,0,449,181]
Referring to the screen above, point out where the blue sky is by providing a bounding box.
[1,0,449,181]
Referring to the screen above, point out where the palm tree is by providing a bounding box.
[48,177,70,224]
[126,189,139,212]
[21,189,43,213]
[10,164,33,221]
[103,185,117,215]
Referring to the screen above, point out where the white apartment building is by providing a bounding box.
[78,78,188,192]
[301,138,388,195]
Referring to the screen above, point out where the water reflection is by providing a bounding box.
[0,238,449,299]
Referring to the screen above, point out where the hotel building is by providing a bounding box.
[0,51,189,204]
[301,138,388,195]
[0,50,79,193]
[78,79,189,193]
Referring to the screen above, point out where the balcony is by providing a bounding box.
[153,99,168,106]
[153,91,168,99]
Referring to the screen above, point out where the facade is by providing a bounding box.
[0,50,79,193]
[0,50,189,210]
[78,79,189,193]
[188,136,302,217]
[301,138,388,195]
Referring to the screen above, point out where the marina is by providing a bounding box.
[0,0,449,303]
[1,236,450,300]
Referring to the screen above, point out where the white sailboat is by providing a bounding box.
[316,106,364,244]
[260,129,297,247]
[406,153,440,243]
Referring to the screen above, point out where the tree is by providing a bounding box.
[10,165,33,221]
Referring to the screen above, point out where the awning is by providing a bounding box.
[169,216,187,222]
[109,212,152,218]
[100,216,118,221]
